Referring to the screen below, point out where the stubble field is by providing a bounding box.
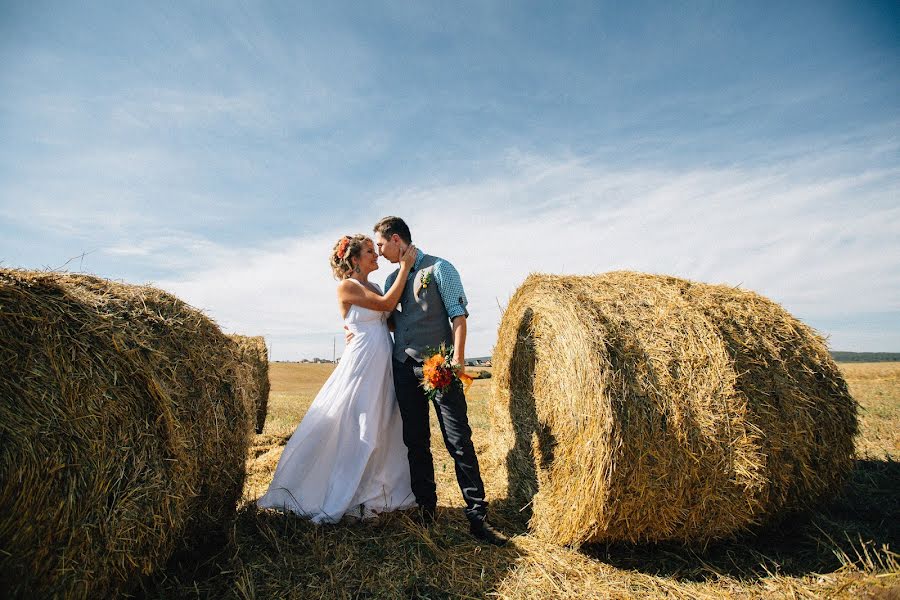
[144,362,899,599]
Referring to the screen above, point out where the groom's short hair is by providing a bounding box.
[374,216,412,244]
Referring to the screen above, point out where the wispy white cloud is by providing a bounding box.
[2,3,898,358]
[106,89,273,130]
[154,230,352,356]
[380,157,899,350]
[146,147,899,359]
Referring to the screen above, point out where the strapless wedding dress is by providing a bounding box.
[257,283,415,522]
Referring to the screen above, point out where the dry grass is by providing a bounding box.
[841,362,900,458]
[138,360,898,599]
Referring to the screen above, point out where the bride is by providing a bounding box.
[257,234,418,522]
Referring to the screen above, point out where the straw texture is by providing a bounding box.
[0,269,255,598]
[228,335,270,434]
[491,272,857,546]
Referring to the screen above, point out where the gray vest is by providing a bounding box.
[391,254,454,363]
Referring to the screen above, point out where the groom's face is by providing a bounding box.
[375,232,402,263]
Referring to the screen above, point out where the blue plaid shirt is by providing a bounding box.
[384,249,469,319]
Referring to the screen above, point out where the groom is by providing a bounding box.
[374,216,507,546]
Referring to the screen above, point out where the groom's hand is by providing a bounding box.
[344,325,354,344]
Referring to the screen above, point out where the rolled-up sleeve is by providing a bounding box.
[434,260,469,319]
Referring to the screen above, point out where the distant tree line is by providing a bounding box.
[831,351,900,363]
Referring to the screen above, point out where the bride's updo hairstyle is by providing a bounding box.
[330,234,371,279]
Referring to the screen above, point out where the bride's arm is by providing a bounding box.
[338,245,416,312]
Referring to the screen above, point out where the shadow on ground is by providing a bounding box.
[581,458,899,581]
[133,461,896,597]
[137,503,520,599]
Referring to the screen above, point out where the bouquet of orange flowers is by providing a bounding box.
[416,344,473,402]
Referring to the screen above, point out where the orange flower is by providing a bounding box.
[423,353,454,389]
[336,237,350,259]
[418,344,471,401]
[435,370,452,388]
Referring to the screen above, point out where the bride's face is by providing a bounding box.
[356,240,379,274]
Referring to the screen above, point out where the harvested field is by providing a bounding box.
[841,362,900,458]
[0,270,255,599]
[141,361,898,599]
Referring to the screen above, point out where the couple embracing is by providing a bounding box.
[258,216,507,546]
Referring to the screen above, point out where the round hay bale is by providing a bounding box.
[491,272,857,546]
[228,335,270,434]
[0,269,255,598]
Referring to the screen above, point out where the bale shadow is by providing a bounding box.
[132,520,236,598]
[492,308,557,536]
[583,457,899,582]
[137,503,521,599]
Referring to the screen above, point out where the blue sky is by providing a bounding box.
[1,1,898,360]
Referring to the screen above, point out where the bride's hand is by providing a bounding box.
[400,243,417,269]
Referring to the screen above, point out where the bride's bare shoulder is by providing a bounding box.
[336,279,357,298]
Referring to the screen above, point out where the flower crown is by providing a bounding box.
[336,237,350,260]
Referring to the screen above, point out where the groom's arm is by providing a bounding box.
[434,259,469,372]
[451,315,467,374]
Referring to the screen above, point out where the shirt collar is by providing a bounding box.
[412,248,425,270]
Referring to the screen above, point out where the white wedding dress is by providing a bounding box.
[257,282,416,522]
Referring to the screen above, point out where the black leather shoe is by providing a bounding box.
[470,520,509,546]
